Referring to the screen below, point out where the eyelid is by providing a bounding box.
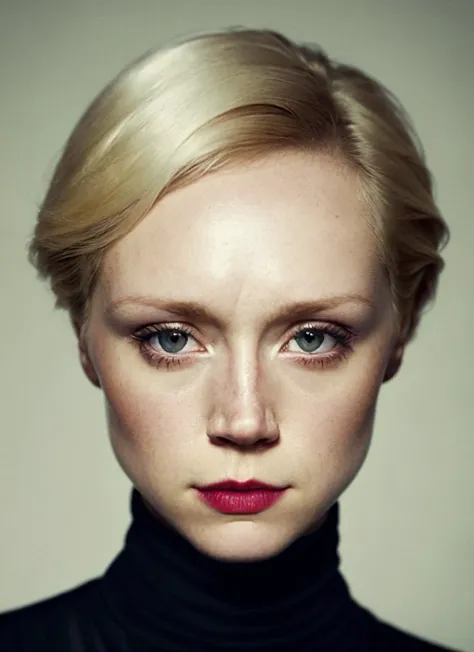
[136,319,351,338]
[292,318,355,333]
[135,322,196,339]
[132,320,355,371]
[283,321,351,346]
[283,320,352,341]
[135,322,204,351]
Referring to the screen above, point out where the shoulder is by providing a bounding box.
[0,579,101,652]
[365,608,463,652]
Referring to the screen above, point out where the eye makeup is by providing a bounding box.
[130,320,355,371]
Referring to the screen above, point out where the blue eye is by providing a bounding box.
[288,329,338,355]
[150,330,189,354]
[133,321,354,372]
[293,329,325,353]
[132,325,197,370]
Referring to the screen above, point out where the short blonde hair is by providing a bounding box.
[29,28,448,342]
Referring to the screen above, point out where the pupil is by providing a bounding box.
[159,330,187,353]
[296,330,324,353]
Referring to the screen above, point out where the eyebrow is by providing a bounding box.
[106,294,375,325]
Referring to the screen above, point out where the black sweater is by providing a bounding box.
[0,489,462,651]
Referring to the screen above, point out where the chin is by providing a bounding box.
[187,520,300,562]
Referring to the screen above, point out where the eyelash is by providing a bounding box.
[131,322,354,371]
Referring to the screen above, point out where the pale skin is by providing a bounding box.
[79,151,404,562]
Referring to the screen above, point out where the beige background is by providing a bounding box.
[1,1,473,650]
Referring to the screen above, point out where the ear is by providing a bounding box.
[76,323,101,389]
[383,341,405,383]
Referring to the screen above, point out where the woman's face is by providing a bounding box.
[81,151,402,561]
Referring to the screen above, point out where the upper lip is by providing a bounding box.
[197,479,286,491]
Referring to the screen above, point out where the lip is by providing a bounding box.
[198,479,285,491]
[195,479,288,514]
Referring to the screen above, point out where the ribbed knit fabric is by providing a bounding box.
[0,489,461,651]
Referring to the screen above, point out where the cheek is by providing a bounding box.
[92,332,199,452]
[98,358,205,484]
[103,385,191,492]
[104,377,197,447]
[284,359,385,480]
[94,323,390,489]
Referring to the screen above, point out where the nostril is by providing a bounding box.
[207,433,279,451]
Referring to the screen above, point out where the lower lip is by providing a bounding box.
[196,488,286,514]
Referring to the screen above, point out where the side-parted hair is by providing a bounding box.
[29,28,448,342]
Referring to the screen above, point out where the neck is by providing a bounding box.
[100,489,366,651]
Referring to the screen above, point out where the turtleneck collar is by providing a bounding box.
[100,489,370,651]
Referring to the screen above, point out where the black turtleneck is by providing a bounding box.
[0,489,461,651]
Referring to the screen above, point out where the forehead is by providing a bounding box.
[100,152,383,312]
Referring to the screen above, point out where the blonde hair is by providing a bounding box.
[29,28,448,342]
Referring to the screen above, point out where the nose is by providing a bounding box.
[206,353,280,448]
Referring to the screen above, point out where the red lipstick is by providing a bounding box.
[196,479,287,514]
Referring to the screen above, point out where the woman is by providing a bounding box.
[0,27,461,652]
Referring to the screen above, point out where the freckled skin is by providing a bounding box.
[79,151,403,562]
